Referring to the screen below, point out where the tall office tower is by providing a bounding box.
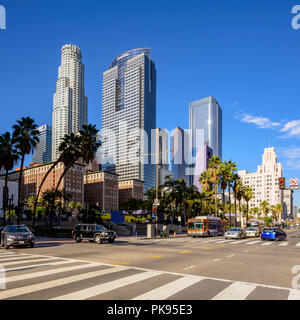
[238,147,283,217]
[189,96,222,186]
[33,125,52,164]
[102,48,156,190]
[154,128,171,186]
[171,127,190,186]
[52,44,88,161]
[283,189,293,220]
[193,145,213,191]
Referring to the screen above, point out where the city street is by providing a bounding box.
[0,230,300,300]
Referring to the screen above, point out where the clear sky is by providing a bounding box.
[0,0,299,207]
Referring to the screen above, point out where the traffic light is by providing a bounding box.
[279,178,285,190]
[152,207,157,214]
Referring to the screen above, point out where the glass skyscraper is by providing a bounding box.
[189,96,222,185]
[33,125,52,164]
[101,48,156,190]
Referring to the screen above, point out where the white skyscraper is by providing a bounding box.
[52,44,88,161]
[238,147,283,217]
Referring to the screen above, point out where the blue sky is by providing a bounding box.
[0,0,299,207]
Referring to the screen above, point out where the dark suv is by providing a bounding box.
[72,224,116,244]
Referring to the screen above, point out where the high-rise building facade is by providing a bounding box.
[33,125,52,164]
[102,48,156,190]
[193,145,213,191]
[52,44,88,161]
[189,96,222,186]
[171,126,190,186]
[238,147,283,217]
[189,96,222,159]
[283,189,293,220]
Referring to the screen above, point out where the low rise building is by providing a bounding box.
[84,171,119,212]
[5,162,84,205]
[118,179,144,204]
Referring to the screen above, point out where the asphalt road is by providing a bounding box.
[0,230,300,300]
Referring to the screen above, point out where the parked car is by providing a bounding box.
[225,227,246,240]
[72,224,117,244]
[245,227,260,238]
[0,225,35,249]
[261,227,287,241]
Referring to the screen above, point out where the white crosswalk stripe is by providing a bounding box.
[133,275,203,300]
[246,240,262,245]
[279,242,289,246]
[212,282,257,300]
[0,257,58,266]
[0,266,129,299]
[296,243,300,247]
[228,239,250,244]
[51,270,162,300]
[261,242,273,246]
[0,252,299,300]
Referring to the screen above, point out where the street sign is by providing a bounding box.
[290,178,298,186]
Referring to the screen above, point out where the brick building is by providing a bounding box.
[118,179,144,204]
[4,162,84,204]
[84,171,119,212]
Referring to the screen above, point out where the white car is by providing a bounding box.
[245,227,260,238]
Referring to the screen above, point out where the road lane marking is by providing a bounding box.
[0,257,57,266]
[132,276,203,300]
[227,255,234,258]
[183,265,195,271]
[5,262,101,283]
[0,266,129,299]
[288,290,300,300]
[151,256,163,259]
[215,240,229,244]
[261,242,273,246]
[51,271,162,300]
[180,251,191,254]
[246,241,261,245]
[296,243,300,247]
[203,239,222,243]
[279,242,289,246]
[229,239,250,244]
[0,255,42,262]
[112,262,130,265]
[212,282,256,300]
[213,259,221,262]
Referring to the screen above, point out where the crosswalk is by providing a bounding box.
[142,237,300,248]
[0,251,298,300]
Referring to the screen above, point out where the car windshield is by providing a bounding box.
[229,228,240,232]
[6,226,30,233]
[95,225,106,231]
[246,228,258,231]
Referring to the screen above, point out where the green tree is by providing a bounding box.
[208,156,222,217]
[243,186,254,223]
[260,201,270,218]
[223,160,237,227]
[12,117,39,225]
[0,132,19,225]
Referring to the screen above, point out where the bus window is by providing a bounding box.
[188,222,205,230]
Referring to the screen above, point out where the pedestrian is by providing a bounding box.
[133,223,137,237]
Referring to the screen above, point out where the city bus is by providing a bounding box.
[187,216,226,237]
[246,219,266,233]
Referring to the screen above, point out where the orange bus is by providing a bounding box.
[187,216,226,237]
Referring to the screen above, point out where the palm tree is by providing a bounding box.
[235,182,244,227]
[250,207,259,219]
[275,204,283,225]
[243,186,254,223]
[53,124,101,196]
[32,131,82,227]
[27,195,36,220]
[12,117,39,225]
[208,156,222,217]
[0,132,19,225]
[223,160,237,227]
[232,174,242,227]
[219,163,228,217]
[259,201,270,218]
[163,175,177,223]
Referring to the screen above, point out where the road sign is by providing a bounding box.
[290,178,298,186]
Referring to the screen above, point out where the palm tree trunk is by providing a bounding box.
[222,188,225,217]
[17,154,25,225]
[33,159,60,228]
[246,201,249,222]
[54,160,77,195]
[3,169,9,226]
[214,185,218,217]
[234,194,237,227]
[228,182,231,228]
[239,200,242,228]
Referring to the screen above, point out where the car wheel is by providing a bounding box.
[4,240,9,250]
[206,231,210,237]
[29,243,34,248]
[94,235,102,244]
[75,235,81,243]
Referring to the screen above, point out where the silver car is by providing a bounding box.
[0,225,35,249]
[245,227,260,238]
[225,227,246,240]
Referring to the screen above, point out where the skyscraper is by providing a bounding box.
[189,96,222,160]
[101,48,156,190]
[171,126,190,186]
[189,96,222,186]
[33,125,52,164]
[155,128,171,186]
[52,44,88,161]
